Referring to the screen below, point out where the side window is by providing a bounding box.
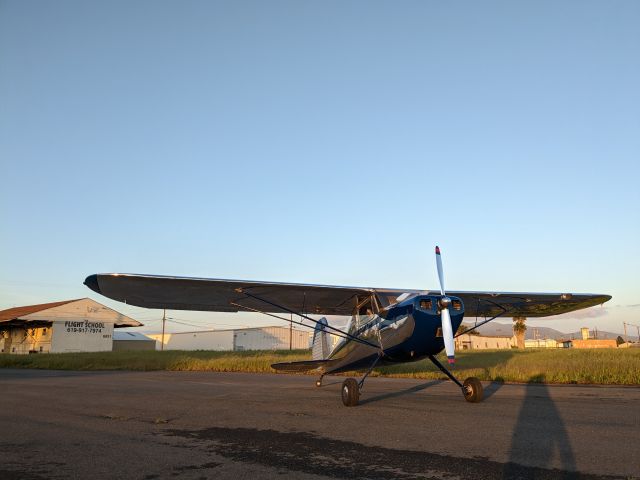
[353,296,376,329]
[420,299,433,311]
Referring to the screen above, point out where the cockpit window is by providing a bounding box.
[375,293,398,308]
[353,296,376,329]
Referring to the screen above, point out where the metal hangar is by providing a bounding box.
[0,298,142,354]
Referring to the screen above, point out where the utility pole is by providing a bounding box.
[161,309,166,351]
[623,322,640,342]
[623,322,628,343]
[289,313,293,350]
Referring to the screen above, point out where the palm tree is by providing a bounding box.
[513,317,527,349]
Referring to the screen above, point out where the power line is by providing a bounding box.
[166,318,251,330]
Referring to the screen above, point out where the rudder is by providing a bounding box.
[312,317,330,360]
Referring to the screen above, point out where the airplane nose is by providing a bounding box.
[84,274,101,294]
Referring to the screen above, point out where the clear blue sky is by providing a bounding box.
[1,1,638,335]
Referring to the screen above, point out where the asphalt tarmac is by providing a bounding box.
[0,369,638,479]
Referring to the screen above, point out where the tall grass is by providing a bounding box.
[0,350,309,372]
[1,348,638,385]
[376,349,640,384]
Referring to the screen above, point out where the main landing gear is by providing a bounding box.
[428,354,484,403]
[341,354,382,407]
[338,354,484,407]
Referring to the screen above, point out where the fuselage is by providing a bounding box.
[323,294,465,374]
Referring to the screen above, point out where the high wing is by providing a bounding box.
[84,274,369,316]
[84,273,611,318]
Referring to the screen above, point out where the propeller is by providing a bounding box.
[435,246,455,365]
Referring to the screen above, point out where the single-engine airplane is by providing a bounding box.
[84,247,611,406]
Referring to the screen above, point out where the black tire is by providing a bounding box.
[341,378,360,407]
[463,377,484,403]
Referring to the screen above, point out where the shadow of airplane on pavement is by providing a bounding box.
[502,375,577,479]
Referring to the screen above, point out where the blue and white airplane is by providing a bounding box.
[84,247,611,406]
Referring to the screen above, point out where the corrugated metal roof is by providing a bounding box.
[0,299,82,322]
[0,298,142,327]
[113,331,154,341]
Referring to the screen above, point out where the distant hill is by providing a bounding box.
[465,321,633,341]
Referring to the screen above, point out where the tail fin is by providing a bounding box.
[312,317,331,360]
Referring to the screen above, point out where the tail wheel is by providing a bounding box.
[315,379,322,387]
[463,377,484,403]
[341,378,359,407]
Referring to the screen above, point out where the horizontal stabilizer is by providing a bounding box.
[271,359,334,372]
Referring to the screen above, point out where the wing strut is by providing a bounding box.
[455,299,512,337]
[229,301,372,347]
[231,290,380,350]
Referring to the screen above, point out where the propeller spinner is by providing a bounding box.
[435,246,455,365]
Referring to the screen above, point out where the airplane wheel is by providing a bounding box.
[463,377,484,403]
[341,378,359,407]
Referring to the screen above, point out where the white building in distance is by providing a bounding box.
[148,326,310,351]
[525,338,559,348]
[455,333,516,350]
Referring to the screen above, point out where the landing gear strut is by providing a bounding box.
[341,353,383,407]
[427,354,484,403]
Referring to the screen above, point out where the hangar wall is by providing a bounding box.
[149,330,235,351]
[234,327,308,351]
[1,326,52,354]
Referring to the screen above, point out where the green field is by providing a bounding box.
[1,348,639,385]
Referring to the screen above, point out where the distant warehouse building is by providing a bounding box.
[525,339,559,348]
[560,339,618,349]
[112,331,156,351]
[149,326,309,351]
[455,333,516,350]
[560,326,619,348]
[0,299,142,354]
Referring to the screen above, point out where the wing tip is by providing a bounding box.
[83,274,101,294]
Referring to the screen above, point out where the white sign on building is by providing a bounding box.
[51,320,114,353]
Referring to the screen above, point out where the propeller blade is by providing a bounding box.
[435,246,454,365]
[435,245,445,296]
[441,307,455,365]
